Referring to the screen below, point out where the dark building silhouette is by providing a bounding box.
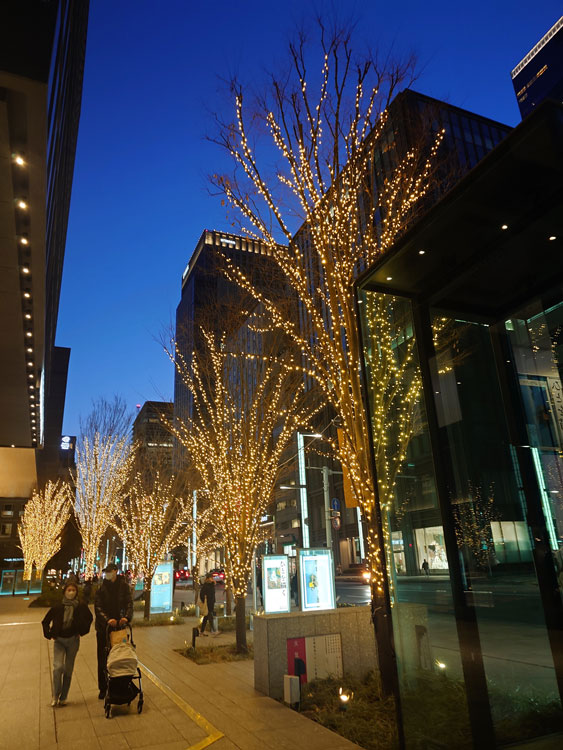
[132,401,174,468]
[511,16,563,119]
[0,0,89,584]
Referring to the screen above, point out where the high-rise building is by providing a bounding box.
[511,16,563,119]
[0,0,89,587]
[292,89,512,570]
[132,401,174,468]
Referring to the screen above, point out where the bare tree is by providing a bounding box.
[19,480,71,580]
[79,395,133,443]
[209,24,443,629]
[165,319,321,651]
[73,396,137,578]
[114,469,192,620]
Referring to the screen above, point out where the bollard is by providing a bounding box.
[192,626,199,649]
[212,615,218,633]
[249,612,253,631]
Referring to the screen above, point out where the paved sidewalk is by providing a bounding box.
[0,597,358,750]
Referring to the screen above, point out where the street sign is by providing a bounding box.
[332,516,341,531]
[331,497,340,511]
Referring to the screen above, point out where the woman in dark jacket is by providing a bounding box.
[199,573,216,635]
[42,581,92,707]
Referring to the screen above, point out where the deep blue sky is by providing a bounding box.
[57,0,562,436]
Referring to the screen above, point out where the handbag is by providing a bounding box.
[200,599,208,617]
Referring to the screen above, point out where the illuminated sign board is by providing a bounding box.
[262,555,290,614]
[298,548,336,612]
[150,560,173,614]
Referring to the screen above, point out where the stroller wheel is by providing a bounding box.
[137,699,143,714]
[105,703,111,719]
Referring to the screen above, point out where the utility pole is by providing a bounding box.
[322,465,332,550]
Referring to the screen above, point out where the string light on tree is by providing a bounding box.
[18,480,71,581]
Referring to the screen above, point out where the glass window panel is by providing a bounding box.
[359,289,472,748]
[431,308,563,743]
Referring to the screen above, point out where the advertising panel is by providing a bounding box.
[150,560,174,614]
[262,554,290,614]
[298,548,336,611]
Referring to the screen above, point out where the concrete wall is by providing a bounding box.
[254,606,378,699]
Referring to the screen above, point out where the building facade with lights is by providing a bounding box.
[0,0,88,588]
[355,100,563,748]
[511,16,563,119]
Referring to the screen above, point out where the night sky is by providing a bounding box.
[57,0,562,436]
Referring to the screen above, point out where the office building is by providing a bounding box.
[292,89,512,571]
[511,16,563,118]
[0,0,88,591]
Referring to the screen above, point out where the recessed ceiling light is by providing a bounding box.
[26,331,32,337]
[501,224,508,230]
[419,250,425,255]
[13,155,25,166]
[26,347,32,353]
[386,276,392,281]
[23,292,31,299]
[30,394,35,399]
[19,237,29,245]
[17,200,28,210]
[11,444,15,448]
[25,313,31,320]
[549,235,556,241]
[27,361,33,366]
[28,374,33,379]
[22,266,30,274]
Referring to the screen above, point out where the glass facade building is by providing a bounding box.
[356,102,563,747]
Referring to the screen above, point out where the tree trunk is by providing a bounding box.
[234,595,247,653]
[225,585,232,615]
[143,577,152,620]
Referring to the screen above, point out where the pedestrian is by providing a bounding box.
[199,572,216,636]
[422,559,430,576]
[42,581,93,707]
[256,566,263,607]
[94,563,133,699]
[290,572,298,606]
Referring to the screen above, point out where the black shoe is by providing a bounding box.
[98,690,105,700]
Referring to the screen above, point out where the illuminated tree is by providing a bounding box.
[453,484,498,573]
[210,24,443,626]
[18,480,71,580]
[73,434,136,578]
[166,322,320,651]
[114,470,193,620]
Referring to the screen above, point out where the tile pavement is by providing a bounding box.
[0,597,359,750]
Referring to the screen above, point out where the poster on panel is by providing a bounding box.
[298,548,336,611]
[150,560,174,614]
[262,554,290,613]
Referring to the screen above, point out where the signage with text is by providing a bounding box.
[262,554,290,614]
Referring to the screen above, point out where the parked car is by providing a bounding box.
[210,568,225,584]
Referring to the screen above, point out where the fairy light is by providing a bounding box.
[72,434,137,578]
[164,322,321,650]
[113,470,195,616]
[209,34,444,605]
[18,480,71,581]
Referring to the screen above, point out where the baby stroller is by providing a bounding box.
[103,623,143,718]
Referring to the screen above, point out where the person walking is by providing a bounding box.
[199,572,216,635]
[422,559,430,576]
[94,563,133,698]
[42,581,93,707]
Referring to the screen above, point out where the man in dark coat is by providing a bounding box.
[94,563,133,698]
[199,572,216,635]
